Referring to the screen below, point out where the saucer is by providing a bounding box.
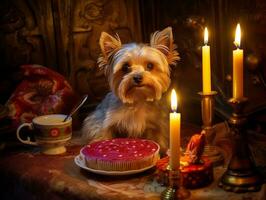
[74,154,155,176]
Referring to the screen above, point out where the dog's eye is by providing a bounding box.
[146,63,154,71]
[122,63,131,73]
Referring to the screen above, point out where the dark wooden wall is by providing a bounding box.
[0,0,142,108]
[1,0,266,127]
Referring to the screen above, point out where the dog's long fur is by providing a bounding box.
[82,27,179,153]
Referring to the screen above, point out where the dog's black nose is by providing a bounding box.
[133,74,143,84]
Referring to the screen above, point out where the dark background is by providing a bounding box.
[1,0,266,128]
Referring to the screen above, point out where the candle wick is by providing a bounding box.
[234,41,240,49]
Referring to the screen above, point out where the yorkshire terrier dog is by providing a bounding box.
[82,27,179,152]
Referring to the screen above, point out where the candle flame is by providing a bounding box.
[234,23,241,48]
[204,27,208,45]
[171,89,178,112]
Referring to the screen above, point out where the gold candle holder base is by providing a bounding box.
[219,97,262,193]
[198,91,224,166]
[161,168,190,200]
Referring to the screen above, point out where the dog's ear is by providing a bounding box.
[99,32,121,60]
[150,27,180,65]
[98,32,122,73]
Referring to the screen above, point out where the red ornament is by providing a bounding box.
[50,128,60,137]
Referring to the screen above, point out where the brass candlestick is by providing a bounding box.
[198,91,224,165]
[219,97,262,192]
[161,168,190,200]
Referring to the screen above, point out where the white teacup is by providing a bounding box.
[16,114,72,155]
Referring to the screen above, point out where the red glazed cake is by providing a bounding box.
[80,138,160,171]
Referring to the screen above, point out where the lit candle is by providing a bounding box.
[233,23,244,99]
[170,89,181,170]
[202,27,212,94]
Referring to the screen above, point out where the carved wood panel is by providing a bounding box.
[0,0,58,103]
[0,0,142,107]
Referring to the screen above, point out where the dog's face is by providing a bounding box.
[98,27,180,104]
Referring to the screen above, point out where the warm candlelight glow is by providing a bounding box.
[202,27,211,94]
[169,89,180,170]
[233,23,244,99]
[204,27,208,45]
[234,23,241,48]
[171,89,178,112]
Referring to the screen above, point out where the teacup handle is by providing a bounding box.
[16,123,38,146]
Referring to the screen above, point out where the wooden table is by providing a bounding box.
[0,123,265,200]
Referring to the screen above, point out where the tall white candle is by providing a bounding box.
[202,27,212,94]
[233,23,244,99]
[170,89,180,170]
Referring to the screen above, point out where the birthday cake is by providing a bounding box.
[80,138,160,171]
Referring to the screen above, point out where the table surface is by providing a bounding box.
[0,123,265,200]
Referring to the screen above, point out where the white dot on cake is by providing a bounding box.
[103,154,107,157]
[118,154,123,157]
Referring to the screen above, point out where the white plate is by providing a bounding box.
[74,154,156,176]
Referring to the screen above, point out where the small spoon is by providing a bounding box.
[63,95,88,122]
